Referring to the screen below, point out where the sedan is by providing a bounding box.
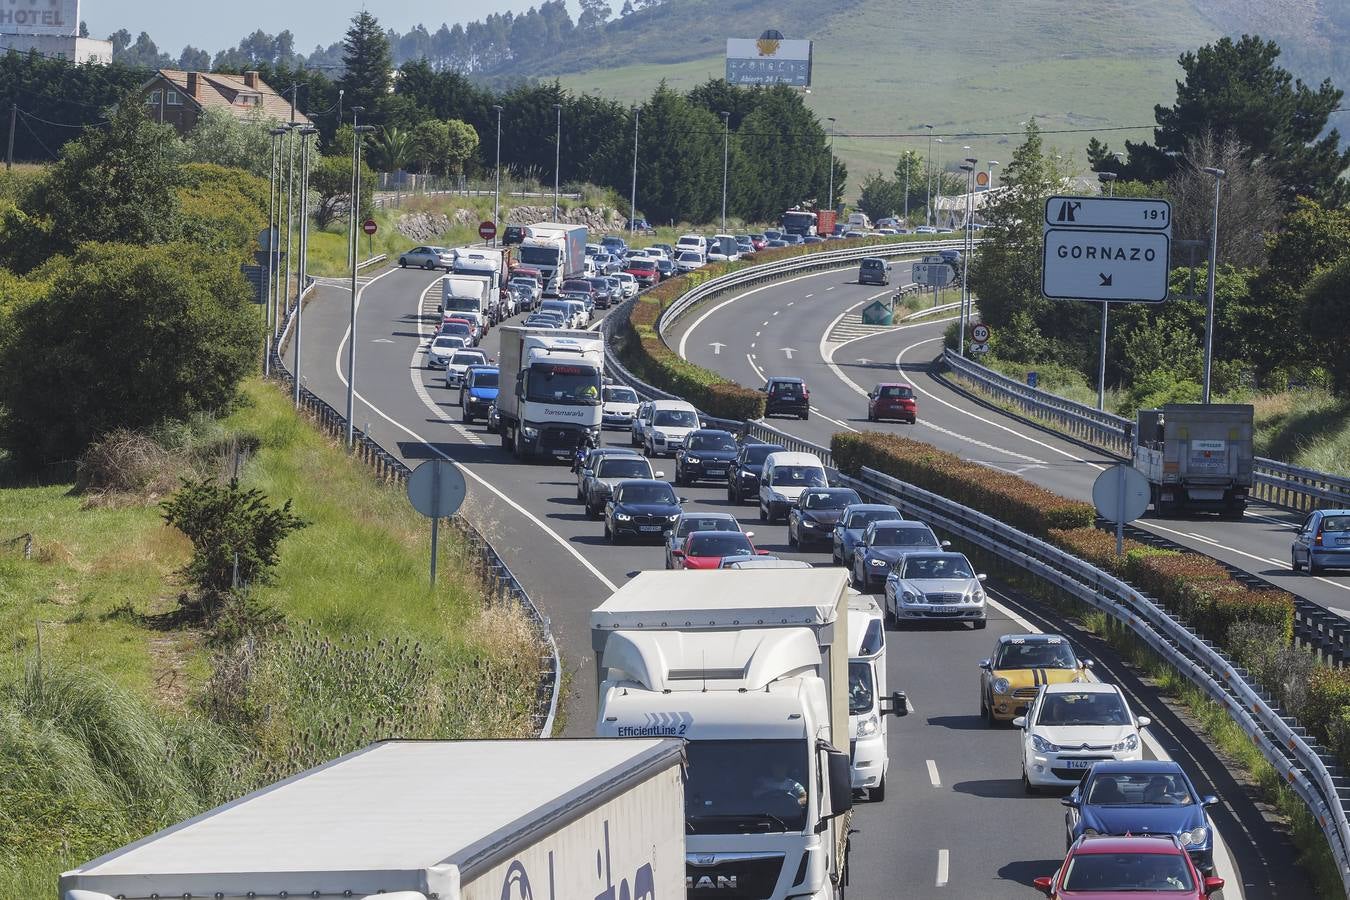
[675,429,739,486]
[444,349,489,389]
[883,551,987,628]
[727,442,786,505]
[1292,509,1350,574]
[1016,683,1151,793]
[399,246,453,270]
[1064,760,1219,874]
[671,531,765,570]
[437,321,475,346]
[1033,835,1223,899]
[425,333,468,369]
[787,488,861,549]
[676,251,705,273]
[851,520,946,591]
[604,479,685,543]
[664,512,744,569]
[831,503,902,566]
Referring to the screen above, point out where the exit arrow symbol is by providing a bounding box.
[1098,272,1113,287]
[857,358,871,366]
[780,347,795,359]
[709,342,725,355]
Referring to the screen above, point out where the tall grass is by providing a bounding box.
[1253,390,1350,477]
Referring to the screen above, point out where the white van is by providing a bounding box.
[675,234,708,261]
[847,212,873,230]
[758,450,828,522]
[848,594,905,800]
[642,399,700,457]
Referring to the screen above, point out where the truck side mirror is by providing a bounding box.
[884,690,908,716]
[825,748,853,817]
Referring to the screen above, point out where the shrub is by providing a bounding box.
[76,429,186,497]
[1048,527,1147,577]
[1305,668,1350,770]
[1228,620,1316,719]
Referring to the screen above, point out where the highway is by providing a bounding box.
[284,265,1307,898]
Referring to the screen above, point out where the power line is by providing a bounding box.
[16,110,60,159]
[17,105,107,130]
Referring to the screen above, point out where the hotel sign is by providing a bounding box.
[0,0,79,36]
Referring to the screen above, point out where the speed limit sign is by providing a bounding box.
[971,323,991,343]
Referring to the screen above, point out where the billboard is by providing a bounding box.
[726,35,812,87]
[0,0,79,36]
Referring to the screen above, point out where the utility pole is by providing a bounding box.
[958,160,976,354]
[294,126,318,407]
[493,104,503,245]
[263,128,281,377]
[1095,171,1117,410]
[902,157,909,227]
[923,124,934,226]
[346,123,375,446]
[348,106,364,271]
[720,111,731,233]
[825,117,836,219]
[552,102,562,220]
[1201,167,1225,403]
[6,103,15,171]
[630,106,639,236]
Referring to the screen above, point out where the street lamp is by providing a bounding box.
[1094,171,1119,410]
[958,160,976,354]
[934,138,945,228]
[721,111,730,233]
[293,125,318,408]
[346,122,376,445]
[492,104,503,246]
[283,122,298,318]
[826,116,836,216]
[923,124,934,226]
[552,102,562,220]
[1200,166,1225,403]
[986,160,999,192]
[630,105,639,236]
[347,106,365,272]
[264,126,286,376]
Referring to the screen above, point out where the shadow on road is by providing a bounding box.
[951,778,1029,800]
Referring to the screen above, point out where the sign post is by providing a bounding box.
[362,218,377,258]
[406,460,467,586]
[1092,463,1151,557]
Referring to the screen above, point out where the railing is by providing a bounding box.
[356,253,387,270]
[269,294,560,738]
[940,349,1350,512]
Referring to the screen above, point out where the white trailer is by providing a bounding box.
[60,739,686,900]
[496,325,604,461]
[440,274,494,321]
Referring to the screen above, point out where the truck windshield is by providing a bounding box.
[685,740,809,833]
[781,212,817,232]
[849,660,875,715]
[518,246,560,266]
[527,363,600,404]
[443,297,478,312]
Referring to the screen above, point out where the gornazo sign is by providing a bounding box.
[1041,194,1172,304]
[0,0,78,36]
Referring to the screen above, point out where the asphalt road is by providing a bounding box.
[283,264,1306,898]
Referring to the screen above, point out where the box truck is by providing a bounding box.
[518,223,587,296]
[60,739,686,900]
[593,569,888,899]
[496,325,604,461]
[1133,403,1254,517]
[847,593,904,801]
[439,273,494,324]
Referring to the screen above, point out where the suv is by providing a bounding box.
[762,376,810,419]
[858,257,891,285]
[727,441,785,504]
[502,225,531,246]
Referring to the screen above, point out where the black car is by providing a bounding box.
[654,258,675,280]
[503,225,531,246]
[675,429,740,486]
[585,277,616,309]
[788,488,862,549]
[728,442,785,504]
[763,376,810,419]
[604,479,686,543]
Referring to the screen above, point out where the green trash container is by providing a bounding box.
[861,298,894,326]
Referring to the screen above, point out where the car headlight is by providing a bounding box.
[970,589,986,603]
[1181,825,1208,847]
[1113,733,1139,753]
[652,431,666,442]
[667,514,679,521]
[901,590,921,604]
[685,456,701,464]
[522,426,538,438]
[1031,734,1061,754]
[992,677,1010,695]
[615,512,632,521]
[869,558,888,567]
[801,518,817,528]
[857,714,879,737]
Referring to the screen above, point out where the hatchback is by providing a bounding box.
[1292,509,1350,574]
[1033,834,1223,899]
[867,383,918,423]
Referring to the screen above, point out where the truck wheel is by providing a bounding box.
[500,427,511,450]
[870,774,886,802]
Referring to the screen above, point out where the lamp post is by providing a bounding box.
[902,152,910,227]
[1200,166,1225,403]
[552,102,562,220]
[264,127,285,376]
[986,160,999,192]
[934,138,945,228]
[958,160,975,354]
[347,106,364,272]
[1094,171,1118,410]
[337,88,343,124]
[630,105,640,236]
[721,111,731,233]
[346,123,376,445]
[293,125,318,408]
[825,116,836,217]
[283,123,297,318]
[923,124,934,226]
[492,104,503,245]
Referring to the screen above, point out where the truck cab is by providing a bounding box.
[497,326,604,461]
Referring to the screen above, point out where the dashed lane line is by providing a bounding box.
[935,849,949,888]
[926,759,941,787]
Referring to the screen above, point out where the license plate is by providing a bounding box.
[639,525,662,532]
[1065,759,1093,770]
[706,469,726,477]
[552,450,570,458]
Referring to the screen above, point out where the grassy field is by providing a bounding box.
[1253,390,1350,477]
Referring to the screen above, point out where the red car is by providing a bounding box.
[670,530,765,570]
[440,315,480,344]
[867,382,917,424]
[625,258,659,287]
[1033,835,1223,899]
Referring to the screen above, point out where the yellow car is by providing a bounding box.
[978,633,1091,724]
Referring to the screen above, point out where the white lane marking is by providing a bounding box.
[926,759,941,787]
[750,342,756,349]
[763,320,770,326]
[1247,510,1297,529]
[810,406,859,434]
[746,353,766,382]
[755,331,761,337]
[788,301,795,306]
[336,273,619,594]
[1143,520,1350,595]
[826,285,835,291]
[804,294,813,299]
[935,849,949,887]
[678,268,850,358]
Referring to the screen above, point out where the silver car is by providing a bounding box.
[883,551,987,628]
[425,333,468,369]
[444,349,488,389]
[399,246,453,270]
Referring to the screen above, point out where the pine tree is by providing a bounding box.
[338,12,393,122]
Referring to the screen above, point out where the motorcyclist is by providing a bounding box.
[572,431,598,473]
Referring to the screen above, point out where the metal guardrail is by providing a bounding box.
[270,294,561,739]
[941,349,1350,512]
[356,253,387,270]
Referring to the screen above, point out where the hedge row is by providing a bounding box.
[831,430,1096,535]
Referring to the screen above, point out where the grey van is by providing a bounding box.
[858,257,891,285]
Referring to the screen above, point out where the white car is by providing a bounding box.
[643,399,700,457]
[444,349,489,389]
[508,275,541,303]
[706,234,741,263]
[602,384,641,429]
[399,246,454,270]
[644,246,670,262]
[675,251,704,273]
[425,333,468,369]
[675,234,707,259]
[883,551,987,628]
[1015,682,1150,793]
[913,225,939,235]
[758,451,829,522]
[614,272,639,298]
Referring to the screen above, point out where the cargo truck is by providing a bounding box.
[593,569,893,899]
[1133,403,1254,518]
[440,273,494,324]
[60,739,686,900]
[518,223,587,296]
[847,593,902,801]
[496,325,604,461]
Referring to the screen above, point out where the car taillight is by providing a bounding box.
[803,389,810,399]
[1315,526,1324,546]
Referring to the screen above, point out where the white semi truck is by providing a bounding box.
[592,569,864,900]
[1133,403,1255,517]
[496,325,604,461]
[517,223,587,296]
[60,738,686,900]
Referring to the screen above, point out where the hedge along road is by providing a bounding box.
[286,267,1288,898]
[670,263,1350,618]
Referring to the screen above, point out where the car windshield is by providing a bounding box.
[469,371,499,388]
[1062,853,1194,892]
[994,640,1078,670]
[509,277,537,287]
[1086,773,1195,807]
[629,260,655,270]
[1037,692,1130,726]
[802,490,857,510]
[603,387,638,404]
[870,526,933,546]
[901,555,975,579]
[688,533,753,557]
[432,336,461,349]
[1322,515,1350,532]
[526,363,600,404]
[654,409,698,428]
[597,459,650,479]
[451,352,484,366]
[677,516,738,538]
[845,509,899,529]
[772,466,826,487]
[440,323,471,336]
[743,445,783,467]
[688,432,737,451]
[685,740,809,834]
[517,246,559,266]
[879,385,914,399]
[616,483,677,505]
[678,252,701,262]
[849,660,875,715]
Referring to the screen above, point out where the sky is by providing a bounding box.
[83,1,599,57]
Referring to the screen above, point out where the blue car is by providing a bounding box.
[830,503,902,566]
[458,365,498,425]
[1063,760,1219,875]
[1292,509,1350,575]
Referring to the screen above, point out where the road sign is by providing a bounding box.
[1092,463,1151,556]
[912,262,955,286]
[969,342,990,354]
[407,460,466,519]
[1045,196,1172,231]
[971,323,990,343]
[362,218,378,236]
[921,255,947,265]
[976,171,989,187]
[478,220,497,241]
[1027,371,1039,389]
[1042,229,1170,303]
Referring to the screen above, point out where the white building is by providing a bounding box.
[1,0,112,64]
